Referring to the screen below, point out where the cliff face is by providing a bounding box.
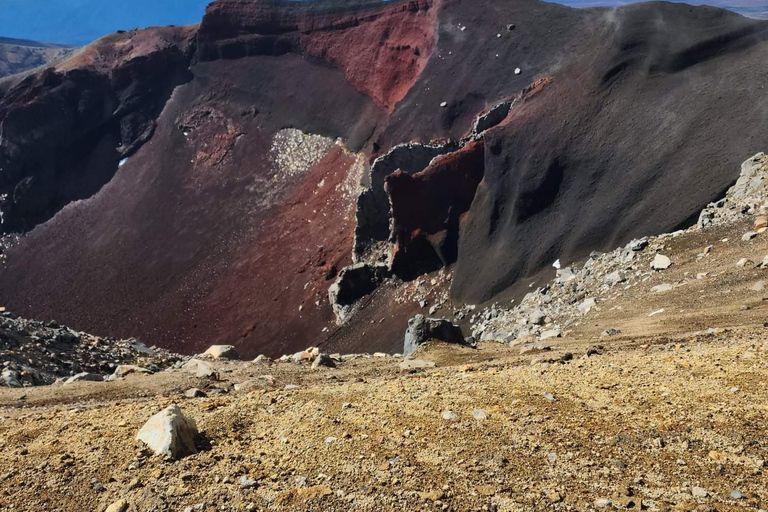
[0,27,195,233]
[1,0,768,357]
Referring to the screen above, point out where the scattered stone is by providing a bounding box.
[403,315,464,355]
[325,437,337,444]
[731,490,744,500]
[442,410,457,421]
[311,354,336,370]
[742,231,757,241]
[544,393,555,402]
[691,487,708,498]
[104,499,129,512]
[752,280,765,292]
[651,254,672,270]
[601,329,621,337]
[514,67,521,75]
[577,297,596,315]
[203,345,240,360]
[540,328,562,340]
[587,346,604,357]
[736,258,751,267]
[240,476,258,489]
[529,310,546,325]
[651,283,673,293]
[135,405,198,459]
[195,361,217,379]
[1,368,21,388]
[595,498,611,508]
[649,308,665,317]
[184,388,207,398]
[112,365,151,378]
[472,409,488,420]
[63,372,103,385]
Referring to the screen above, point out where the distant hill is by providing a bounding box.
[556,0,768,17]
[0,0,211,46]
[0,37,73,78]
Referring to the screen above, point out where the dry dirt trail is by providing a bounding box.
[2,219,768,512]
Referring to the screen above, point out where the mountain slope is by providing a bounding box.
[0,0,767,358]
[0,37,72,78]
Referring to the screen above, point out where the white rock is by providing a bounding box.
[514,67,522,75]
[736,258,751,268]
[651,254,672,270]
[651,283,673,293]
[113,365,151,378]
[649,308,665,317]
[136,405,198,459]
[691,486,709,498]
[577,298,596,315]
[752,280,765,292]
[203,345,240,360]
[63,373,103,385]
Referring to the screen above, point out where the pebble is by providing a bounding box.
[595,498,611,508]
[651,283,673,293]
[239,476,258,489]
[730,490,744,500]
[472,409,488,420]
[544,393,555,402]
[751,280,765,292]
[742,231,757,241]
[104,499,129,512]
[442,410,457,421]
[691,486,708,498]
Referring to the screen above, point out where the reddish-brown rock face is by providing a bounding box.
[197,0,438,111]
[386,139,485,279]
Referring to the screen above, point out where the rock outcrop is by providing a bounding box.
[403,314,464,355]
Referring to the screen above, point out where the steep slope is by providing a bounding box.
[1,0,768,358]
[0,37,73,78]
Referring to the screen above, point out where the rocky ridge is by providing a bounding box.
[469,153,768,347]
[0,312,181,387]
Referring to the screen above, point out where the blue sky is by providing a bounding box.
[0,0,766,46]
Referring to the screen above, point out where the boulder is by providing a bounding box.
[0,368,21,388]
[136,404,198,459]
[203,345,239,360]
[311,354,336,370]
[63,372,103,385]
[651,254,671,270]
[403,314,465,355]
[112,365,151,378]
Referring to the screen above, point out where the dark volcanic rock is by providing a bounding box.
[403,314,465,356]
[329,263,391,324]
